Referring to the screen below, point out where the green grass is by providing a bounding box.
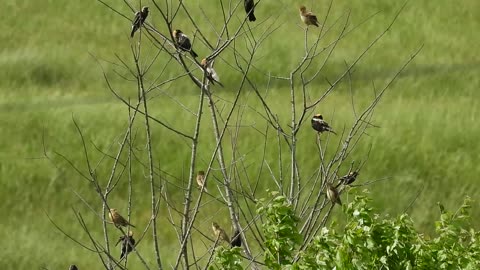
[1,0,479,268]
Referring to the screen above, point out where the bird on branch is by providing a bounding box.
[212,222,230,244]
[173,29,198,58]
[201,59,224,87]
[299,5,320,27]
[311,114,336,134]
[244,0,256,22]
[130,6,149,37]
[109,208,135,228]
[116,230,135,259]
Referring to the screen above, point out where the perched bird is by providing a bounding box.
[299,5,320,27]
[109,208,136,228]
[326,183,342,206]
[116,231,136,259]
[130,6,149,38]
[230,229,242,247]
[340,171,359,186]
[201,58,224,87]
[311,114,336,134]
[69,265,78,270]
[196,170,208,192]
[244,0,256,22]
[212,222,230,243]
[173,30,198,58]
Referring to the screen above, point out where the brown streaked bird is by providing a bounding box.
[326,183,342,206]
[116,231,136,259]
[212,222,230,243]
[311,114,336,134]
[69,265,78,270]
[131,6,149,37]
[109,208,136,228]
[196,170,208,192]
[299,5,320,27]
[173,29,198,58]
[230,229,242,247]
[244,0,256,22]
[201,58,224,87]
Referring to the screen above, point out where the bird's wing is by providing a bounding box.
[132,11,141,25]
[208,67,220,82]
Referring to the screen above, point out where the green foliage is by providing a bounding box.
[294,194,480,269]
[416,197,480,269]
[210,246,243,270]
[257,192,303,269]
[211,193,480,269]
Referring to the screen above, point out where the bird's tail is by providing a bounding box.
[130,27,137,38]
[328,129,337,135]
[248,13,256,22]
[190,49,198,58]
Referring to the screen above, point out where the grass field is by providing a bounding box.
[1,0,480,268]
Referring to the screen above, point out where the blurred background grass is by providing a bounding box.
[1,0,479,268]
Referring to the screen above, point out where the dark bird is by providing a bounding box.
[69,265,78,270]
[116,231,136,259]
[340,171,359,186]
[201,58,224,87]
[196,170,208,192]
[326,183,342,206]
[173,30,198,58]
[212,222,230,244]
[244,0,256,22]
[299,5,320,27]
[311,114,336,134]
[109,208,135,228]
[131,6,149,37]
[230,229,242,247]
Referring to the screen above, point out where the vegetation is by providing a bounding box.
[0,0,479,269]
[213,193,480,269]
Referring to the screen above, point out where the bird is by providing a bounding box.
[212,222,230,243]
[326,183,342,206]
[109,208,136,228]
[173,30,198,58]
[311,114,336,134]
[299,5,320,27]
[201,58,224,87]
[244,0,256,22]
[230,229,242,247]
[196,170,208,192]
[340,171,359,186]
[116,231,136,259]
[69,265,78,270]
[130,6,149,38]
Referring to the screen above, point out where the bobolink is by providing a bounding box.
[116,230,135,259]
[196,170,208,192]
[131,6,149,37]
[173,29,198,58]
[311,114,336,134]
[212,222,230,243]
[340,171,359,186]
[109,208,135,228]
[326,183,342,206]
[244,0,256,22]
[299,5,320,27]
[69,265,78,270]
[201,58,223,87]
[230,229,242,247]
